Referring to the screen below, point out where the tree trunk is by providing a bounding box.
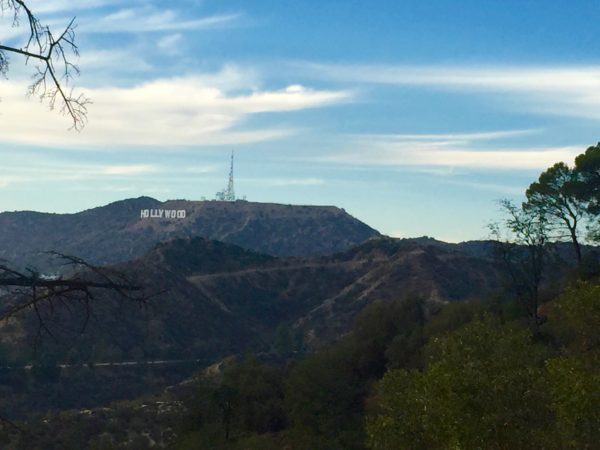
[569,225,582,266]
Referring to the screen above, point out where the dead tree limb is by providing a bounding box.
[0,252,144,327]
[0,0,90,129]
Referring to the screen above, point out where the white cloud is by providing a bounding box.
[301,63,600,91]
[285,85,307,93]
[319,131,583,170]
[299,63,600,121]
[0,69,351,147]
[325,146,581,170]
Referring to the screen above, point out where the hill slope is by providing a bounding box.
[0,197,379,270]
[1,236,505,418]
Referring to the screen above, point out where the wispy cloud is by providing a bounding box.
[184,165,217,174]
[101,164,157,175]
[242,177,325,187]
[77,8,241,34]
[79,49,154,73]
[438,179,524,195]
[299,63,600,91]
[0,162,160,188]
[318,131,582,171]
[324,145,582,170]
[2,3,242,49]
[27,0,119,14]
[0,0,116,42]
[299,63,600,121]
[157,33,183,54]
[0,67,351,147]
[363,129,541,143]
[349,128,542,150]
[61,184,173,194]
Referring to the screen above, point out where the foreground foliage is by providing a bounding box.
[367,282,599,450]
[6,280,599,449]
[175,283,598,450]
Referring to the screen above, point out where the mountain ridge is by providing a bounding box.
[0,196,379,270]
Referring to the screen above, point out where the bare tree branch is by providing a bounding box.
[489,199,552,330]
[0,254,144,326]
[0,0,90,129]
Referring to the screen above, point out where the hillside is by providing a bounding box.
[0,197,379,271]
[124,236,505,349]
[0,236,506,418]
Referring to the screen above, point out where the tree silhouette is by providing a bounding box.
[525,162,586,265]
[490,200,550,328]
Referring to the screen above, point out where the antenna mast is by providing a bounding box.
[215,150,236,201]
[227,150,235,201]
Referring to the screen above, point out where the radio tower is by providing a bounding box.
[215,150,236,201]
[226,150,235,201]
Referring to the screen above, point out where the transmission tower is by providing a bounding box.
[215,150,236,201]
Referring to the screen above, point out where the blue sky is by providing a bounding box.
[2,0,600,241]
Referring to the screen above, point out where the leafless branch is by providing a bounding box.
[0,0,90,129]
[489,199,553,329]
[0,254,145,334]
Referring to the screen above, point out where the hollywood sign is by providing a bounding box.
[140,209,186,219]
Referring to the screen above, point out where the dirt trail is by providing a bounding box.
[186,257,388,283]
